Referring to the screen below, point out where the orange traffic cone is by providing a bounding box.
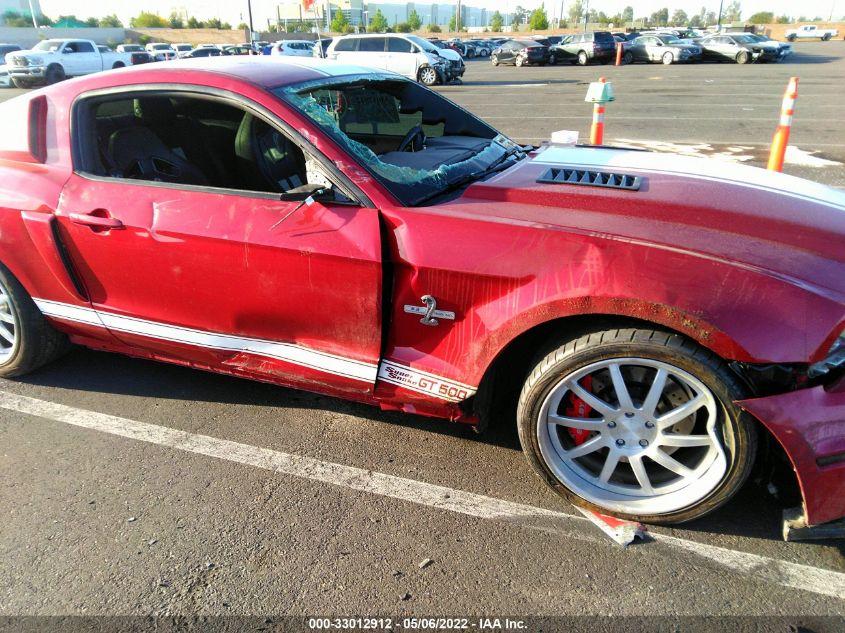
[767,77,798,172]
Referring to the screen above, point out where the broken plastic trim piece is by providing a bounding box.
[808,333,845,380]
[782,506,845,541]
[537,167,642,191]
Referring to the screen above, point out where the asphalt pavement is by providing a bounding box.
[1,40,845,628]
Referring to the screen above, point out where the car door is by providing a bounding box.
[386,37,417,79]
[68,41,100,74]
[629,37,647,61]
[54,88,382,396]
[355,37,387,70]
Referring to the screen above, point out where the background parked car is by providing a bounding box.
[467,39,492,56]
[551,31,616,65]
[182,47,224,58]
[6,39,135,87]
[223,45,254,56]
[0,43,22,63]
[173,43,194,58]
[145,43,177,61]
[785,24,839,40]
[613,35,633,63]
[698,33,779,64]
[628,34,702,64]
[746,34,792,61]
[271,40,314,57]
[491,39,551,67]
[0,64,10,88]
[326,34,449,86]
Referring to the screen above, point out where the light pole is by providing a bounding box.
[26,0,39,28]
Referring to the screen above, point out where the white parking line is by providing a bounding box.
[1,389,844,601]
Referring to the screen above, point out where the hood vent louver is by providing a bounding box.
[537,167,642,191]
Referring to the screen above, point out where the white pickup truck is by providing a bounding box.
[5,39,135,88]
[784,25,840,41]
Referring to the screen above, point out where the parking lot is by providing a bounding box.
[1,41,845,627]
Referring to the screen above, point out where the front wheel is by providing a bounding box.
[623,51,633,64]
[822,33,832,41]
[736,51,750,64]
[577,51,588,65]
[516,328,757,525]
[661,51,674,65]
[417,66,438,86]
[11,78,33,89]
[45,64,65,84]
[491,54,499,66]
[515,56,525,67]
[787,34,797,42]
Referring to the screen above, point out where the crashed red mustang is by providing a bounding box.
[0,58,843,529]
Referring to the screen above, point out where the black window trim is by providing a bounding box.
[69,83,372,208]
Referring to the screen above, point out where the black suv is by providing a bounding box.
[551,31,616,65]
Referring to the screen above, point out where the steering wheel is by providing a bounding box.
[397,124,426,153]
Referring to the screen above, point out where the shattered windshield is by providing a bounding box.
[276,75,523,206]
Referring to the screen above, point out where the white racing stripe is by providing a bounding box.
[33,298,378,384]
[1,390,844,601]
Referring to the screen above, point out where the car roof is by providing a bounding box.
[69,57,393,90]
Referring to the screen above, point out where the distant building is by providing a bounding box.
[272,1,505,29]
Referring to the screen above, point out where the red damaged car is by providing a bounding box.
[0,58,843,529]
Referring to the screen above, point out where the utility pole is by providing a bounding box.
[716,0,724,30]
[456,0,461,32]
[583,0,590,31]
[246,0,255,41]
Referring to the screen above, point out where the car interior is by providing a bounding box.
[291,80,497,172]
[83,95,309,195]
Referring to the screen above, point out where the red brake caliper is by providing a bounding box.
[564,375,593,446]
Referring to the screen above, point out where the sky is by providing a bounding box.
[36,0,843,28]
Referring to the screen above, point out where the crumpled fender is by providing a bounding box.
[737,380,845,526]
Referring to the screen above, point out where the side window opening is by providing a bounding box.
[78,94,324,197]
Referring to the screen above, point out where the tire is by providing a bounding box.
[11,78,33,89]
[822,33,831,41]
[623,51,633,64]
[577,50,588,65]
[45,64,65,85]
[112,62,125,69]
[417,66,438,86]
[516,56,525,67]
[516,327,757,525]
[491,54,499,66]
[0,263,70,378]
[787,34,796,42]
[736,51,750,64]
[661,51,674,65]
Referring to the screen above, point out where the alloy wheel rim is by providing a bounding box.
[421,68,436,84]
[0,281,19,365]
[536,358,727,515]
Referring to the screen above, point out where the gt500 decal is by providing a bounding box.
[377,360,476,403]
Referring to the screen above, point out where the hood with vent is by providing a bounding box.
[451,143,845,298]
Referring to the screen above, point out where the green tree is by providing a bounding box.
[650,7,669,26]
[407,9,422,30]
[331,10,349,32]
[775,15,791,23]
[186,17,204,28]
[206,17,223,29]
[99,14,123,28]
[688,14,702,27]
[512,6,528,27]
[427,23,441,32]
[671,9,688,25]
[622,6,634,23]
[168,12,184,28]
[724,1,742,22]
[84,17,98,27]
[748,11,774,24]
[490,11,504,32]
[369,9,388,32]
[221,22,231,29]
[395,22,411,32]
[448,14,457,31]
[528,5,549,30]
[705,11,717,24]
[130,12,168,28]
[237,22,249,30]
[568,0,584,24]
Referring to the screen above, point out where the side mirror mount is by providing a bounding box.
[279,182,331,202]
